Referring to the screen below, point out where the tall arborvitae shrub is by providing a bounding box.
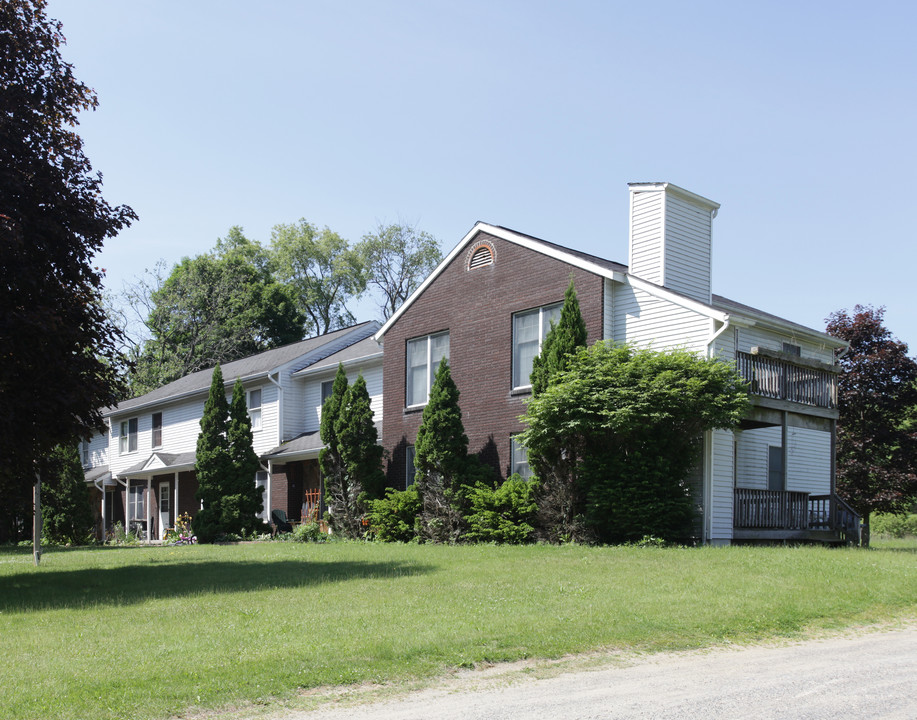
[337,375,386,500]
[227,378,265,535]
[529,277,587,396]
[527,278,588,541]
[193,364,231,543]
[319,364,349,531]
[41,444,94,545]
[414,357,470,542]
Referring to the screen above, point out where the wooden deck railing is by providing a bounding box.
[734,488,861,542]
[736,352,837,409]
[734,488,809,529]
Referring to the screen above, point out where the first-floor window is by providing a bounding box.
[247,388,262,431]
[119,418,138,454]
[129,483,146,520]
[510,437,532,480]
[768,445,784,491]
[405,446,416,488]
[406,331,449,406]
[512,303,562,389]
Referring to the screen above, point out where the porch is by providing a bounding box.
[733,488,860,544]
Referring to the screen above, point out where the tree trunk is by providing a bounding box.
[33,472,41,566]
[861,511,871,548]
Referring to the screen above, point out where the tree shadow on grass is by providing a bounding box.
[0,554,433,612]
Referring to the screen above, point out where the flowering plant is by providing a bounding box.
[164,512,196,544]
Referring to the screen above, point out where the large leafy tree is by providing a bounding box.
[271,219,366,335]
[521,344,749,543]
[359,222,442,320]
[414,358,471,542]
[530,277,588,395]
[126,228,303,394]
[0,0,136,527]
[826,305,917,546]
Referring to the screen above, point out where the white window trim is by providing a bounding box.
[510,436,532,480]
[151,412,163,449]
[247,388,262,432]
[512,302,563,391]
[406,331,449,408]
[119,418,138,455]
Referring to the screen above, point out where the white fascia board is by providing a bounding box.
[374,222,627,341]
[625,275,729,322]
[293,351,384,378]
[627,182,721,212]
[717,305,848,349]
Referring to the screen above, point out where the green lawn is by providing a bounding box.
[1,541,914,720]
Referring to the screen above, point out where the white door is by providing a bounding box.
[159,482,171,540]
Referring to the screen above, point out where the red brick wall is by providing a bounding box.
[381,231,604,488]
[177,471,198,519]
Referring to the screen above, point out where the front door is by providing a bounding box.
[159,482,171,540]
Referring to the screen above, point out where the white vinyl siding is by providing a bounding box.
[661,193,713,303]
[406,332,449,407]
[628,190,664,286]
[512,303,562,389]
[735,426,832,495]
[736,327,836,365]
[613,284,710,354]
[708,429,735,541]
[305,362,384,435]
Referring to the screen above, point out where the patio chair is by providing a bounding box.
[271,509,293,535]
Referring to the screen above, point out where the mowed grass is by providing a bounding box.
[1,541,915,720]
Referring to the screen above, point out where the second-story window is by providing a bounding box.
[151,412,163,448]
[247,388,262,431]
[119,418,138,454]
[406,331,449,407]
[321,380,334,405]
[81,440,89,466]
[512,303,562,389]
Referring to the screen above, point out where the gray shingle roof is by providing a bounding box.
[109,321,379,416]
[293,336,383,377]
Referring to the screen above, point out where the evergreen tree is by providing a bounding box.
[193,364,231,542]
[227,379,265,534]
[530,278,588,396]
[414,357,470,542]
[41,444,94,545]
[326,375,385,537]
[319,364,349,530]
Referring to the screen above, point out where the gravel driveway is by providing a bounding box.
[286,625,917,720]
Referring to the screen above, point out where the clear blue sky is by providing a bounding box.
[48,0,917,348]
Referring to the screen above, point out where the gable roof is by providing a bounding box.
[109,321,380,417]
[374,222,845,349]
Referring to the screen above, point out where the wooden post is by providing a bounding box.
[33,471,41,567]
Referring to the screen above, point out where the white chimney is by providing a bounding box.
[627,182,720,304]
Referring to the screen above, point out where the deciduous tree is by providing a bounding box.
[0,0,136,532]
[826,305,917,546]
[271,219,366,335]
[521,344,749,543]
[359,222,442,320]
[40,444,94,545]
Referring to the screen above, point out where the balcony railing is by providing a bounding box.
[736,351,837,410]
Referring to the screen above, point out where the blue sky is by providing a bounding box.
[48,0,917,347]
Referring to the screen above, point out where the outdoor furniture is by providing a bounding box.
[271,509,293,535]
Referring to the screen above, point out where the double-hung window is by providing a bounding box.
[406,331,449,407]
[405,446,416,488]
[151,412,163,448]
[510,437,532,480]
[247,388,262,431]
[128,483,146,521]
[321,380,335,405]
[512,303,562,389]
[119,418,138,454]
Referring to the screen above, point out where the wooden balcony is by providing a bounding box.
[736,350,838,411]
[733,488,860,544]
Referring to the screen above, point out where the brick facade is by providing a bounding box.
[382,231,604,488]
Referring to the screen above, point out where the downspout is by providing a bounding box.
[267,371,283,445]
[705,315,731,544]
[93,476,106,541]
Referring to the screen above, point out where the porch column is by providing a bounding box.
[267,460,272,518]
[173,472,179,524]
[781,411,789,492]
[829,418,837,495]
[146,477,151,543]
[101,484,107,540]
